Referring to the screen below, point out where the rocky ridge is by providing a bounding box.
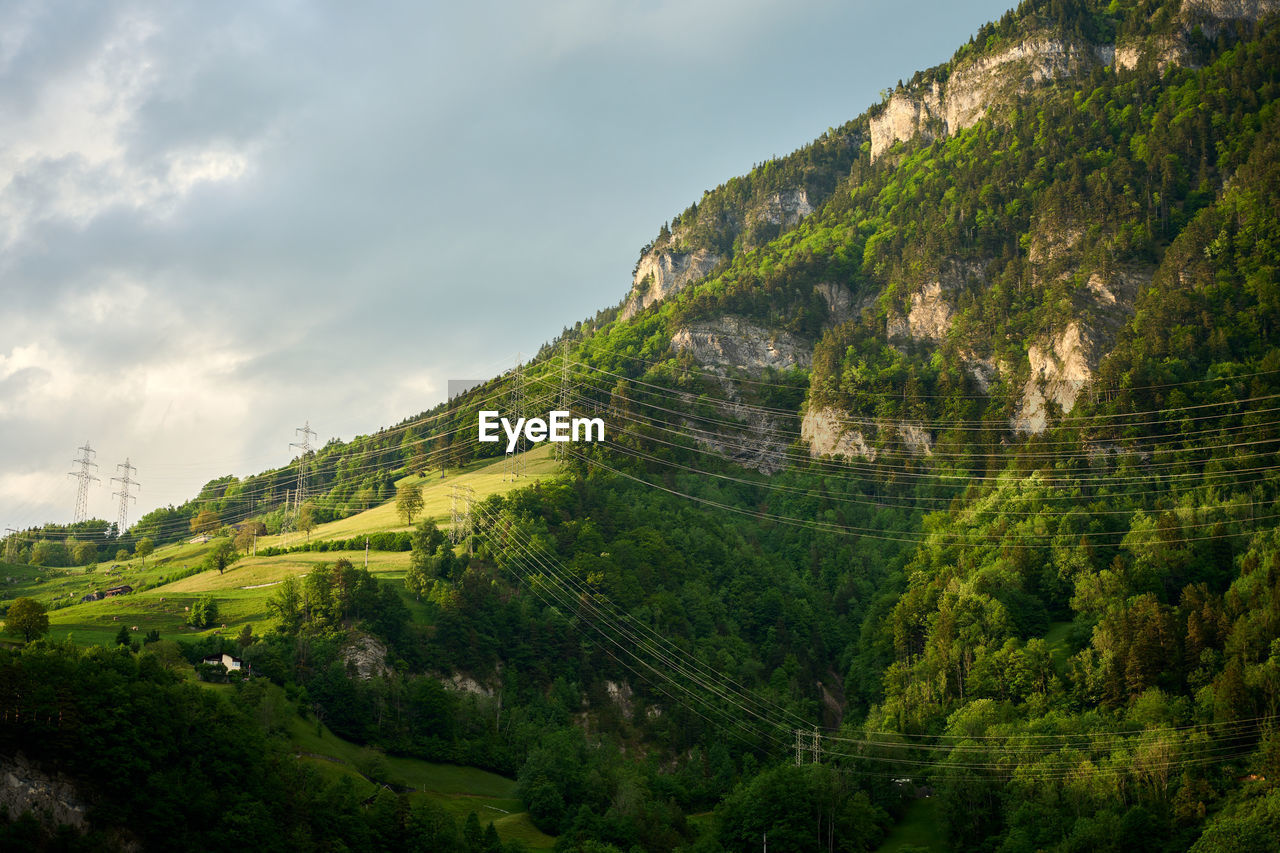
[871,0,1279,162]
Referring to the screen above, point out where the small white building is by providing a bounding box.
[201,653,247,672]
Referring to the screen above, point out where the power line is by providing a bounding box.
[474,502,1272,779]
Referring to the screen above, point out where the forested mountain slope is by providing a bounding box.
[6,1,1280,851]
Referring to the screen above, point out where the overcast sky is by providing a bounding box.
[1,0,1013,531]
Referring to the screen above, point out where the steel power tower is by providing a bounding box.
[794,727,822,765]
[284,421,317,532]
[505,358,525,481]
[68,442,100,523]
[556,339,571,462]
[449,484,475,554]
[110,458,139,535]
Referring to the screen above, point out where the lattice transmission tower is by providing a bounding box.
[556,339,571,462]
[68,441,99,523]
[283,421,317,532]
[504,358,525,481]
[111,458,139,535]
[449,483,475,554]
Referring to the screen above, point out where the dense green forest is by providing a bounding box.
[6,0,1280,850]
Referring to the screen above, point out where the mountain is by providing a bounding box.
[6,1,1280,850]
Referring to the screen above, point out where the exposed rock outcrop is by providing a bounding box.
[440,666,499,696]
[800,407,937,459]
[671,316,811,373]
[870,38,1102,162]
[1181,0,1280,24]
[444,672,497,698]
[604,680,634,718]
[1,754,90,833]
[945,37,1092,132]
[802,407,877,460]
[869,83,943,162]
[1113,35,1188,73]
[668,317,812,473]
[814,281,862,326]
[1012,321,1098,434]
[755,188,813,228]
[668,384,791,474]
[620,247,723,320]
[871,0,1279,165]
[888,281,954,345]
[960,350,1002,393]
[342,635,390,680]
[897,422,934,456]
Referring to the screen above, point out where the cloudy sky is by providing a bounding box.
[1,0,1012,531]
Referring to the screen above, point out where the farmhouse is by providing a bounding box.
[201,653,248,673]
[103,585,133,597]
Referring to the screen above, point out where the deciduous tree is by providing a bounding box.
[203,539,239,575]
[396,483,424,525]
[190,509,221,537]
[187,595,219,628]
[5,597,49,643]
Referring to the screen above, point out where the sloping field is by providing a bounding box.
[257,443,558,549]
[286,713,554,849]
[12,445,559,645]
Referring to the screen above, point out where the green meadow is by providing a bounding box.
[1,445,563,847]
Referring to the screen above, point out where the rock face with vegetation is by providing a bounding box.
[671,316,811,373]
[9,1,1280,851]
[869,36,1104,162]
[0,754,88,832]
[621,246,723,320]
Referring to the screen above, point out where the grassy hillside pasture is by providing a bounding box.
[285,711,555,849]
[256,443,559,550]
[5,445,561,646]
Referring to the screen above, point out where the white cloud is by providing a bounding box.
[0,9,250,249]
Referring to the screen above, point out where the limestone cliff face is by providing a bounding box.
[1,754,90,834]
[620,188,817,320]
[621,247,722,321]
[756,188,814,228]
[887,281,954,345]
[671,316,811,373]
[800,407,934,460]
[869,83,944,163]
[885,260,989,346]
[668,316,810,473]
[341,634,390,680]
[943,37,1097,133]
[814,281,862,327]
[1182,0,1280,23]
[871,0,1279,163]
[801,407,877,460]
[1011,321,1098,434]
[870,38,1102,162]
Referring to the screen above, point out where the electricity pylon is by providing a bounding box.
[556,339,571,462]
[505,358,524,481]
[449,483,475,554]
[110,458,139,535]
[68,441,99,523]
[283,421,317,532]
